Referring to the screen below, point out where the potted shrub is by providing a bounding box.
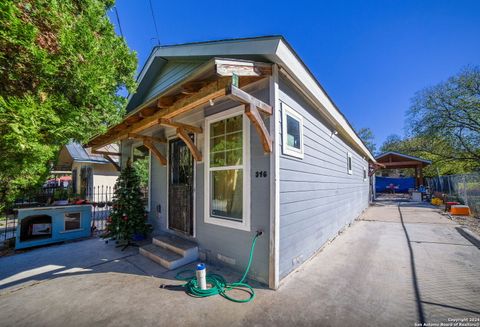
[53,188,69,205]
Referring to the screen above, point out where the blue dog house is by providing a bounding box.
[15,205,92,250]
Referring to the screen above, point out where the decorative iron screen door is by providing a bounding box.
[168,136,194,235]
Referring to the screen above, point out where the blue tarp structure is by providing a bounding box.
[376,176,415,193]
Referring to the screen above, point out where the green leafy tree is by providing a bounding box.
[379,135,477,177]
[356,127,377,155]
[379,134,403,153]
[105,162,149,242]
[407,66,480,164]
[0,0,137,210]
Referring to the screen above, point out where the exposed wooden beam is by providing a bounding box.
[127,133,167,144]
[92,150,121,156]
[181,81,208,95]
[125,114,143,124]
[227,84,272,115]
[91,134,129,151]
[143,139,166,165]
[158,118,203,134]
[215,59,272,77]
[176,128,202,161]
[94,78,230,148]
[157,96,177,109]
[369,162,385,177]
[141,107,158,117]
[161,77,231,119]
[381,161,425,167]
[245,104,272,153]
[88,76,244,149]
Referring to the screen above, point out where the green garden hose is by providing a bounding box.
[174,232,261,303]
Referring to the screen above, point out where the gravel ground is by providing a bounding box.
[446,213,480,236]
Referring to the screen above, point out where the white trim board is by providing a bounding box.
[281,103,304,159]
[203,105,251,232]
[269,64,280,289]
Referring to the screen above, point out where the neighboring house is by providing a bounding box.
[56,142,120,199]
[87,36,376,289]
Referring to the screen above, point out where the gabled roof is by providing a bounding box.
[126,36,375,161]
[375,151,432,164]
[66,143,119,164]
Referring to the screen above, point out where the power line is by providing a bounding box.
[113,6,125,39]
[148,0,161,45]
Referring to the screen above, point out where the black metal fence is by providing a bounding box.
[427,173,480,218]
[87,185,114,233]
[1,185,115,246]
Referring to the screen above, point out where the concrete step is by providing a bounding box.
[152,233,198,258]
[139,244,195,270]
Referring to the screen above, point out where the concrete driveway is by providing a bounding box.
[1,198,479,327]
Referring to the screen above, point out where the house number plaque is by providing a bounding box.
[255,171,267,178]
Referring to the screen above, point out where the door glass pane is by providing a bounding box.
[286,115,301,149]
[210,169,243,221]
[170,138,193,185]
[168,137,194,235]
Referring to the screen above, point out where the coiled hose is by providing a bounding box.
[174,232,261,303]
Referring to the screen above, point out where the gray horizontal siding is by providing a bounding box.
[195,83,272,284]
[278,76,369,279]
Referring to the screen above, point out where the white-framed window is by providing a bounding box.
[363,167,368,181]
[131,144,151,211]
[204,106,250,231]
[282,103,304,159]
[347,152,353,175]
[64,212,81,231]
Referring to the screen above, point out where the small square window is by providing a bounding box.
[286,116,301,149]
[282,103,304,159]
[64,212,81,231]
[347,153,353,175]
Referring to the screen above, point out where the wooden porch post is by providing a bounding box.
[419,165,424,186]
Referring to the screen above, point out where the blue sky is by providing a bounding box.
[109,0,480,148]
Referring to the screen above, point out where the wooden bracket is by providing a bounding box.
[176,128,202,161]
[227,84,272,115]
[245,104,273,153]
[159,119,203,134]
[143,139,167,165]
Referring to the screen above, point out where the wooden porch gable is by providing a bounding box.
[87,58,273,165]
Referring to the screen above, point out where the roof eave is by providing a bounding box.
[273,39,376,162]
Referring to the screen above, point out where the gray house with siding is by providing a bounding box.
[87,36,375,289]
